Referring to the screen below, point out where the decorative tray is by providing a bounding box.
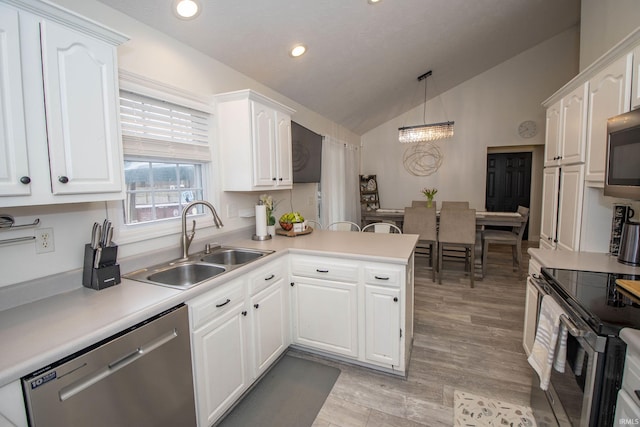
[276,226,313,237]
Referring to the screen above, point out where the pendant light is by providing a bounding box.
[398,71,454,143]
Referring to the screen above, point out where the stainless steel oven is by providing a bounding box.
[529,269,640,426]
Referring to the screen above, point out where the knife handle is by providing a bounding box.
[94,247,102,269]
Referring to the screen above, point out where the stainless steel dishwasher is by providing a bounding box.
[22,304,196,427]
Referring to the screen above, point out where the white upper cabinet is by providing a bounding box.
[0,4,29,198]
[556,164,585,251]
[544,100,561,167]
[216,90,295,191]
[585,54,632,184]
[0,0,127,207]
[633,45,640,110]
[559,82,589,166]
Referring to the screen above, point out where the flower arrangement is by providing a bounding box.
[421,188,437,208]
[259,194,280,226]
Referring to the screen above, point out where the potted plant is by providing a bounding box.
[422,188,437,208]
[260,194,280,236]
[279,212,305,232]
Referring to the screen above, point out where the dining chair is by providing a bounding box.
[306,220,323,230]
[327,221,361,232]
[361,222,402,234]
[482,206,530,277]
[403,207,437,281]
[411,200,436,209]
[437,208,476,287]
[440,201,469,210]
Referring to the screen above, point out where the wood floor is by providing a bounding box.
[297,242,537,427]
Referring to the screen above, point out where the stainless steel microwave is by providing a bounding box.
[605,109,640,200]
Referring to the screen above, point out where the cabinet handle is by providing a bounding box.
[374,275,389,281]
[58,176,69,184]
[393,297,398,302]
[242,310,247,316]
[272,177,277,181]
[20,176,31,184]
[316,269,329,273]
[264,274,275,281]
[290,282,295,287]
[215,298,231,308]
[279,178,283,181]
[254,303,259,309]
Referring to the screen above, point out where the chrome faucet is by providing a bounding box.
[181,200,224,259]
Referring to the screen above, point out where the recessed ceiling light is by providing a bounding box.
[290,44,307,58]
[367,0,382,4]
[174,0,201,19]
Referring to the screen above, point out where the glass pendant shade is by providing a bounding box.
[398,121,455,143]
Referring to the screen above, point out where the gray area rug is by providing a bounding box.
[218,354,341,427]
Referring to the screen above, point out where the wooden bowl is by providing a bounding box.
[279,221,293,231]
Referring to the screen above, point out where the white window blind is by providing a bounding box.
[120,90,211,161]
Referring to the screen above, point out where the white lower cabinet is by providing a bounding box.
[0,380,28,427]
[364,284,400,366]
[188,258,289,427]
[248,260,289,379]
[523,278,539,356]
[291,276,359,358]
[189,278,250,427]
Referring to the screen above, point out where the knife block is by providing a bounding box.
[82,243,121,290]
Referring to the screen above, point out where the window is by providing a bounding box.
[123,160,204,224]
[119,90,212,225]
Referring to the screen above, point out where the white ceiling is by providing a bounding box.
[96,0,580,135]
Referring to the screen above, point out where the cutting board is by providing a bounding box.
[616,279,640,299]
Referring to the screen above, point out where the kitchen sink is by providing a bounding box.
[124,246,274,289]
[146,263,226,288]
[200,249,265,265]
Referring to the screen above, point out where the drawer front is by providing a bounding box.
[622,352,640,405]
[290,255,359,283]
[249,259,286,295]
[188,278,246,329]
[363,265,402,287]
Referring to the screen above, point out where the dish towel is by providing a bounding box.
[527,294,568,390]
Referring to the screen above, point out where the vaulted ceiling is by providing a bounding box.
[97,0,580,135]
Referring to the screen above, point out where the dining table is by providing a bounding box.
[361,208,528,280]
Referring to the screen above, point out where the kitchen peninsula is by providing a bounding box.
[0,230,417,426]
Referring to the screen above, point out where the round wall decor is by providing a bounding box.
[518,120,538,138]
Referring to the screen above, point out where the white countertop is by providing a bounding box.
[0,230,417,386]
[528,248,640,275]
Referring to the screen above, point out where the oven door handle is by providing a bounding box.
[560,314,585,337]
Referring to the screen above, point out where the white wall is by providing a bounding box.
[0,0,357,287]
[360,28,580,241]
[580,0,640,71]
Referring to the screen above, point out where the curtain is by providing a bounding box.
[320,136,360,226]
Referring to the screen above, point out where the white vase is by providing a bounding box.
[267,225,276,236]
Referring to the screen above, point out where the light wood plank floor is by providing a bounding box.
[295,241,537,427]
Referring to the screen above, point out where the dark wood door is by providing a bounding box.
[485,152,532,237]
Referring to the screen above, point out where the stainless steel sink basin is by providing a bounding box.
[146,263,226,288]
[200,249,265,265]
[124,246,274,289]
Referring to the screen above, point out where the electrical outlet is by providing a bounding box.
[308,196,315,207]
[35,228,55,254]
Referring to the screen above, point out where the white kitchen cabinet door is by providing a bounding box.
[364,284,400,367]
[540,167,560,249]
[291,277,358,358]
[39,20,123,195]
[556,164,585,251]
[0,5,30,197]
[192,305,250,427]
[523,278,539,356]
[216,90,295,191]
[250,279,288,379]
[275,112,293,187]
[559,82,589,165]
[633,45,640,110]
[586,54,632,183]
[544,100,561,167]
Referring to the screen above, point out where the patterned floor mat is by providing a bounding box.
[453,390,537,426]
